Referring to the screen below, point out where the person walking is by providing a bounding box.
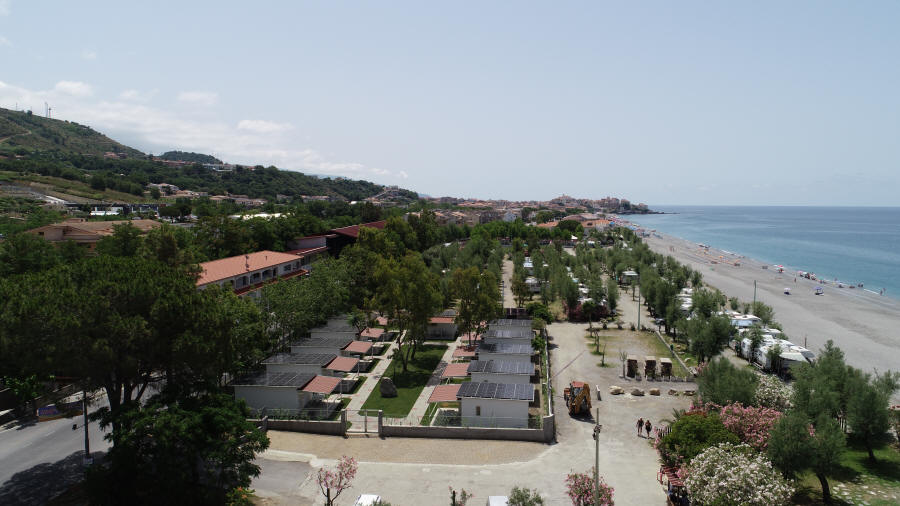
[637,417,644,437]
[645,419,653,438]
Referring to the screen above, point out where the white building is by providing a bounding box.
[231,371,340,411]
[457,381,534,428]
[468,360,535,385]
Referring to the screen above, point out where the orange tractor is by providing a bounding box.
[563,381,592,416]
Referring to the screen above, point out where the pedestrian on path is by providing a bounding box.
[637,417,644,437]
[645,419,653,438]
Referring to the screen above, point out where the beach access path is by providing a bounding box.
[643,232,900,400]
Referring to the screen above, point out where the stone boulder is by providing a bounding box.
[380,377,398,398]
[649,388,661,396]
[668,388,679,396]
[609,385,625,395]
[683,389,696,397]
[631,388,645,396]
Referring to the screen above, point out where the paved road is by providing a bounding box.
[0,399,108,505]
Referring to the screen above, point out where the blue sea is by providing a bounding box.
[626,206,900,300]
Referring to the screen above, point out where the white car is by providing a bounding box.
[353,494,382,506]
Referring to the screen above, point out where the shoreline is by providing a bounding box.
[635,230,900,399]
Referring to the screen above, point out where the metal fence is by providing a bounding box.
[249,406,340,421]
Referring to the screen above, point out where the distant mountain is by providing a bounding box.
[0,107,422,203]
[0,107,144,158]
[158,151,222,164]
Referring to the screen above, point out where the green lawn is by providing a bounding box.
[794,437,900,505]
[360,344,447,417]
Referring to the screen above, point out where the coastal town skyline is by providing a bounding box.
[3,1,900,206]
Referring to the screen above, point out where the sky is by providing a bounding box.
[1,1,899,206]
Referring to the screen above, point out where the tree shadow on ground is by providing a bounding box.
[0,451,104,506]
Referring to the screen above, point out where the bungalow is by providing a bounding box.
[261,352,337,375]
[467,360,535,385]
[196,250,308,297]
[477,343,534,364]
[457,381,534,428]
[290,336,354,356]
[481,328,534,347]
[231,371,340,411]
[427,316,458,339]
[28,218,162,250]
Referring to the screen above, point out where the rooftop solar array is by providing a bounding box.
[483,328,534,339]
[457,381,534,401]
[292,336,354,348]
[489,319,533,327]
[478,343,533,355]
[231,371,315,387]
[262,352,336,365]
[467,360,534,375]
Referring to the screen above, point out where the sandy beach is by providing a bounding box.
[640,231,900,398]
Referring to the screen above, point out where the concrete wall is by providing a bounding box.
[459,398,529,428]
[470,372,531,385]
[257,418,346,436]
[234,385,300,411]
[381,415,555,443]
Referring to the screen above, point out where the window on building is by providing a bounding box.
[283,265,292,272]
[475,406,481,416]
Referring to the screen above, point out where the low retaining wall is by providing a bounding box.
[251,417,346,436]
[381,414,555,443]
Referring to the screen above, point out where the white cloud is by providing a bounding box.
[54,80,93,97]
[0,35,11,47]
[118,88,157,102]
[81,50,97,61]
[177,90,218,107]
[0,80,407,182]
[0,1,10,16]
[237,119,293,134]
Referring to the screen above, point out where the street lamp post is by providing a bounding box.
[592,408,602,505]
[82,390,92,465]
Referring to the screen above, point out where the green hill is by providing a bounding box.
[158,151,222,164]
[0,108,144,158]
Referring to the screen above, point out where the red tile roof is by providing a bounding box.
[430,316,455,324]
[359,327,385,339]
[197,250,303,285]
[452,346,476,358]
[284,246,329,257]
[302,375,342,394]
[326,356,360,372]
[441,363,470,378]
[375,316,388,326]
[330,220,386,238]
[343,341,373,354]
[428,384,461,403]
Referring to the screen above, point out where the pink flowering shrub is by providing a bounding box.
[317,455,357,506]
[684,443,793,506]
[565,469,614,505]
[718,403,782,451]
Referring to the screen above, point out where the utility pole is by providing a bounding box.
[593,408,602,506]
[82,390,92,465]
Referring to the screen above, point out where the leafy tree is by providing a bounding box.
[88,392,269,505]
[767,411,815,479]
[318,456,357,506]
[687,315,733,363]
[511,273,530,308]
[658,412,740,466]
[605,277,618,312]
[696,357,758,406]
[0,232,61,275]
[750,301,775,326]
[449,486,473,506]
[846,370,899,462]
[450,266,500,346]
[745,326,764,364]
[526,302,552,324]
[149,187,161,199]
[508,486,545,506]
[95,223,144,257]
